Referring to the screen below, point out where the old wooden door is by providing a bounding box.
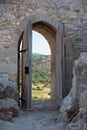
[55,23,65,107]
[21,20,32,109]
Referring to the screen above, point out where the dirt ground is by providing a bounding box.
[0,110,64,130]
[0,101,64,130]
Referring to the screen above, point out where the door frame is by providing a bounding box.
[17,21,65,109]
[55,23,65,106]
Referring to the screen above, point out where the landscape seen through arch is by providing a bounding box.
[32,31,51,101]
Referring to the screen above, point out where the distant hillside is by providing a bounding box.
[32,53,51,87]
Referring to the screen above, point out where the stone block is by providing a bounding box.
[0,64,17,74]
[59,9,77,19]
[80,90,87,110]
[0,98,19,118]
[81,0,87,5]
[0,76,18,101]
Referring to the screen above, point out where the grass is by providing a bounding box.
[32,89,45,95]
[32,84,51,100]
[19,84,51,101]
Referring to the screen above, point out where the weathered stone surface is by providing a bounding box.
[57,112,68,124]
[80,90,87,110]
[65,120,83,130]
[83,123,87,130]
[71,52,87,99]
[0,112,12,121]
[0,98,19,119]
[69,52,87,99]
[0,0,87,99]
[0,76,18,102]
[0,2,87,128]
[59,9,77,19]
[60,94,76,112]
[67,103,79,120]
[60,53,87,125]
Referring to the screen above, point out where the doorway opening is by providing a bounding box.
[32,31,51,101]
[17,21,65,110]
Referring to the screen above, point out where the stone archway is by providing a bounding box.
[33,21,56,100]
[18,21,57,108]
[17,20,65,109]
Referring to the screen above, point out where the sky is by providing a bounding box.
[32,31,51,55]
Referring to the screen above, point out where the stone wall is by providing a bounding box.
[0,0,87,97]
[59,52,87,130]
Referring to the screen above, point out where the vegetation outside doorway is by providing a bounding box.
[32,31,51,101]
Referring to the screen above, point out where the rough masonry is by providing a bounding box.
[0,0,87,99]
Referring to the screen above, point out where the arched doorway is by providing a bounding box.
[33,22,56,102]
[18,20,65,109]
[32,31,51,101]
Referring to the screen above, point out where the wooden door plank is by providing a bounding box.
[21,20,32,109]
[55,23,65,106]
[27,20,32,109]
